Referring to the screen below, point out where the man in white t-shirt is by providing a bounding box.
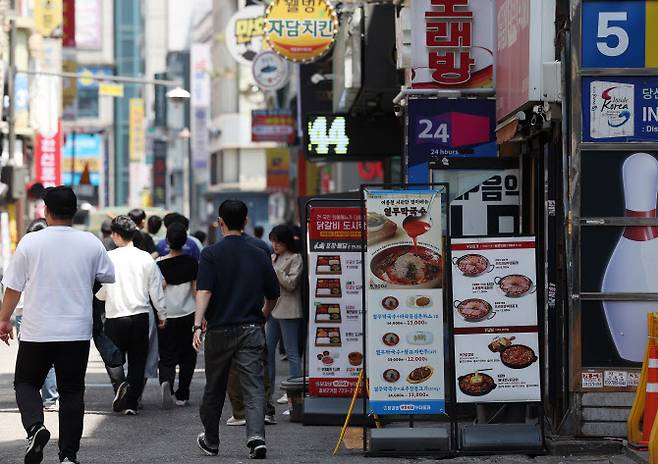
[0,186,115,464]
[96,215,167,415]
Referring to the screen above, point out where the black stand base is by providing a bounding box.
[366,423,452,457]
[458,423,544,454]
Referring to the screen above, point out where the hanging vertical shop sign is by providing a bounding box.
[62,0,75,46]
[35,121,62,188]
[582,76,658,142]
[14,73,29,130]
[191,42,211,180]
[62,133,102,186]
[152,140,167,208]
[451,236,541,403]
[581,0,658,69]
[225,5,266,66]
[129,98,145,162]
[35,0,63,37]
[411,0,495,89]
[266,148,290,191]
[264,0,338,63]
[75,0,102,50]
[408,98,497,183]
[307,207,364,396]
[365,189,445,415]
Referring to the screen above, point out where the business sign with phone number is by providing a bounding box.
[582,0,658,69]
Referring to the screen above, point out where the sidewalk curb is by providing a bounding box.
[545,437,623,456]
[623,446,650,464]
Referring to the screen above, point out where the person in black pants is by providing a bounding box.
[156,223,198,408]
[0,187,115,464]
[193,200,280,460]
[96,216,167,415]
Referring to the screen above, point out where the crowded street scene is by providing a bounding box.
[0,0,657,463]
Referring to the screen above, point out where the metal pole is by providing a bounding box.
[15,69,181,87]
[7,0,16,163]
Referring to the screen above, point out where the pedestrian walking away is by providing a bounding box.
[265,225,304,409]
[0,186,115,464]
[7,219,60,411]
[156,222,199,408]
[96,215,167,416]
[193,199,279,460]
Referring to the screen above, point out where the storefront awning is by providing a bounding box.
[495,116,521,145]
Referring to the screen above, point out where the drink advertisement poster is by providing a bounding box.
[451,237,541,403]
[307,207,364,397]
[580,151,658,372]
[365,189,445,415]
[582,76,658,142]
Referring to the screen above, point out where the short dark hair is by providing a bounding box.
[269,224,297,253]
[166,222,187,250]
[128,208,146,226]
[163,212,189,230]
[43,186,77,219]
[254,225,264,239]
[192,230,207,244]
[147,215,162,235]
[111,215,138,241]
[218,200,248,231]
[101,219,112,236]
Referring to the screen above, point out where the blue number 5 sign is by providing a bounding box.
[582,1,658,68]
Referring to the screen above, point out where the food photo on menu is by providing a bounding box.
[455,332,540,401]
[314,303,341,323]
[315,278,342,298]
[315,255,342,275]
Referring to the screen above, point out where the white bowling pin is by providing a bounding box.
[602,153,658,362]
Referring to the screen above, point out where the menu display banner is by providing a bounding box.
[451,237,540,403]
[307,207,364,397]
[365,189,445,415]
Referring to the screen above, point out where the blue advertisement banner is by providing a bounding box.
[581,0,658,69]
[582,76,658,143]
[62,133,103,186]
[408,99,496,183]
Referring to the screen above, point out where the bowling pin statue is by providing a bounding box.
[602,153,658,363]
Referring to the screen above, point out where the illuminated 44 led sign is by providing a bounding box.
[304,113,402,161]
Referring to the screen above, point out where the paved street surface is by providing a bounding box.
[0,343,637,463]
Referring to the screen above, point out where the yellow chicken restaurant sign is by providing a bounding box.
[264,0,338,63]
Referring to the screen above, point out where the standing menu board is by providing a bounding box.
[451,237,541,403]
[307,207,364,396]
[365,189,445,415]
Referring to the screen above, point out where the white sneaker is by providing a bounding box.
[264,414,277,425]
[276,393,288,404]
[226,416,246,426]
[175,399,189,407]
[282,409,291,416]
[43,400,59,412]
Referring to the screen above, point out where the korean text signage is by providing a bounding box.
[411,0,495,89]
[252,109,296,144]
[582,76,658,142]
[35,121,62,188]
[365,189,445,415]
[451,237,540,403]
[152,140,167,208]
[226,5,266,66]
[129,99,145,162]
[264,0,338,63]
[408,98,496,183]
[62,0,75,47]
[582,0,658,69]
[307,207,364,397]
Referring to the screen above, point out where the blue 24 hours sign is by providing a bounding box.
[582,76,658,143]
